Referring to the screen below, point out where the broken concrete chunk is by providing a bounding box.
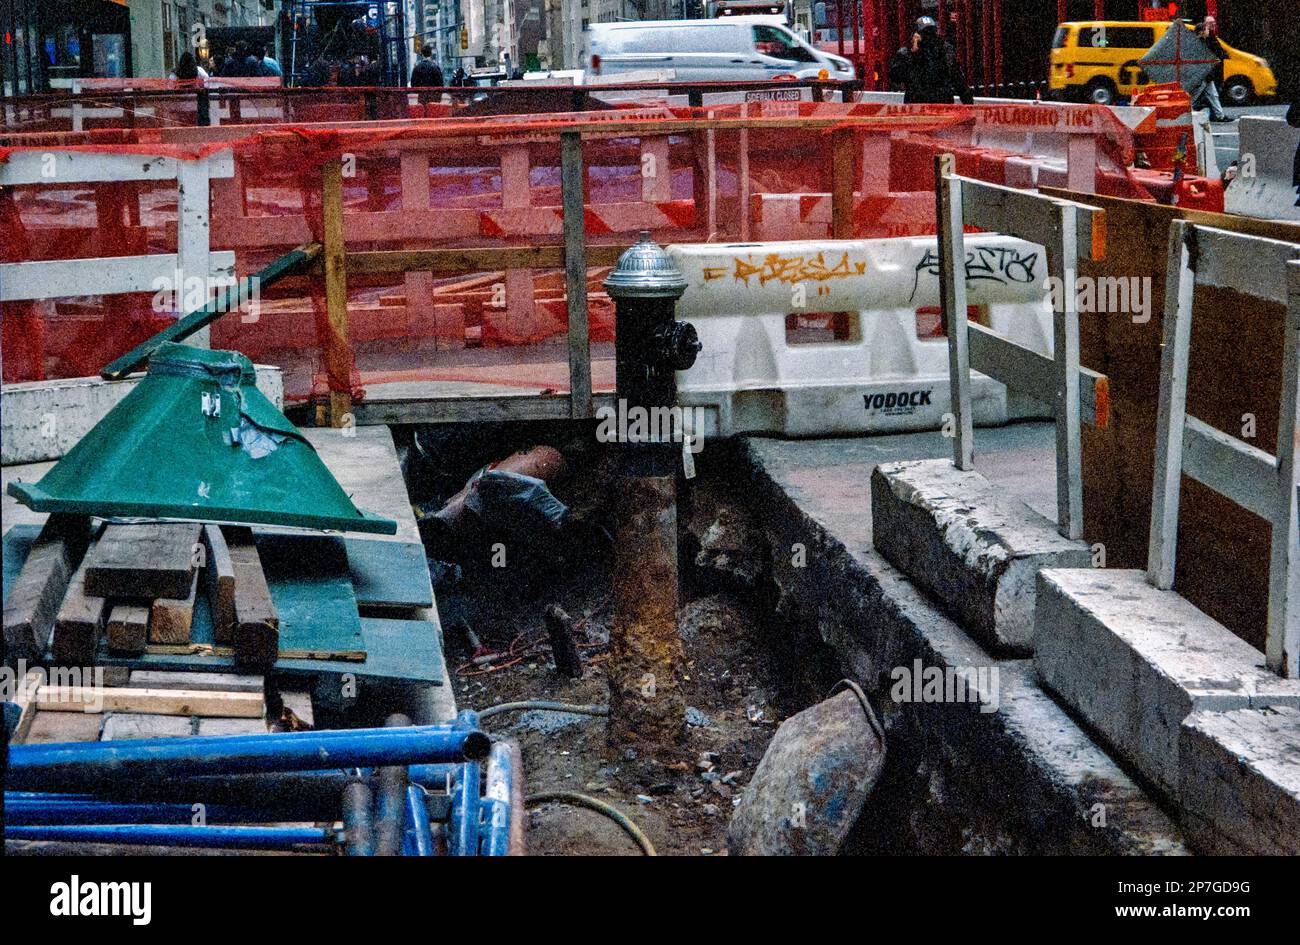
[871,459,1092,655]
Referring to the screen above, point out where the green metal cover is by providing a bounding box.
[8,344,396,535]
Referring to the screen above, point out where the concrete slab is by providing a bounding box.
[100,712,193,740]
[739,426,1187,854]
[1,365,283,466]
[872,459,1092,655]
[1034,568,1300,800]
[1179,707,1300,855]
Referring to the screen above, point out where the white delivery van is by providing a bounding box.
[585,16,855,83]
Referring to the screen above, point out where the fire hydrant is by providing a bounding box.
[603,232,700,750]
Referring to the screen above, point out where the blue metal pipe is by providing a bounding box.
[7,723,491,793]
[481,798,511,857]
[450,712,482,856]
[374,714,410,856]
[341,778,375,857]
[483,740,520,856]
[4,824,338,850]
[4,794,337,827]
[402,785,434,856]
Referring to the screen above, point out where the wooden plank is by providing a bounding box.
[3,515,90,662]
[561,131,593,420]
[106,604,150,655]
[84,522,201,599]
[1039,186,1300,244]
[52,546,111,666]
[128,670,263,692]
[0,251,236,303]
[225,526,280,667]
[8,670,44,743]
[36,686,264,718]
[345,243,628,276]
[150,568,201,645]
[831,126,856,240]
[23,711,104,744]
[936,155,974,470]
[253,533,365,658]
[350,392,618,426]
[203,523,236,643]
[322,157,353,428]
[345,538,434,610]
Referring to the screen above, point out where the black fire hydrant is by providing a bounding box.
[602,232,701,749]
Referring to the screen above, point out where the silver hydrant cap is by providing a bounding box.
[603,231,688,300]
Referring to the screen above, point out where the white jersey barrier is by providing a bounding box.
[1226,117,1300,223]
[669,234,1056,438]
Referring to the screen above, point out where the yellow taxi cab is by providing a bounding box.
[1049,20,1276,106]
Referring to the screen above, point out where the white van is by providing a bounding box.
[585,16,855,83]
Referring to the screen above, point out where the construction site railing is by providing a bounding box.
[0,148,236,352]
[935,153,1109,540]
[1148,222,1300,678]
[0,79,860,134]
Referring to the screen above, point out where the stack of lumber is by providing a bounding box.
[4,519,280,668]
[8,667,315,745]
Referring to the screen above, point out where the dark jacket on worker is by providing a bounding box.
[410,58,444,87]
[894,33,973,105]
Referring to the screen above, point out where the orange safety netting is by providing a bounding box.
[0,99,1151,403]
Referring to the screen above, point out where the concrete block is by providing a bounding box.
[1034,568,1300,800]
[871,459,1092,655]
[1,365,283,465]
[100,713,193,741]
[196,717,267,737]
[1179,707,1300,855]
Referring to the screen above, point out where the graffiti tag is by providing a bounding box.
[704,251,867,287]
[909,245,1039,303]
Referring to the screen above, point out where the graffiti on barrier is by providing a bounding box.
[703,251,868,290]
[908,245,1040,302]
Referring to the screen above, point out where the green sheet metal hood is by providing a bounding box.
[8,344,396,535]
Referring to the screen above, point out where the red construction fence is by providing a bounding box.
[1,99,1150,406]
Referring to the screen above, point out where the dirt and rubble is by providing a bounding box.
[400,426,840,855]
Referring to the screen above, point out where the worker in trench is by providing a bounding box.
[890,16,974,106]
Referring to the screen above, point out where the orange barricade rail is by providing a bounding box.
[1,99,1148,409]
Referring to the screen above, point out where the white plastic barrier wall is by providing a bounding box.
[670,235,1054,437]
[1226,117,1300,222]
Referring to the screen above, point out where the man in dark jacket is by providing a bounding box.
[410,45,444,87]
[893,16,973,105]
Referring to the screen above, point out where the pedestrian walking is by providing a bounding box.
[892,16,973,105]
[1193,16,1230,122]
[411,45,444,88]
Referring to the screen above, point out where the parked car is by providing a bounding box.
[585,16,855,83]
[1049,19,1276,106]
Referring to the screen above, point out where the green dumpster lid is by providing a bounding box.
[7,344,397,535]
